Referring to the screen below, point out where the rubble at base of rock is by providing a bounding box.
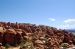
[0,22,75,49]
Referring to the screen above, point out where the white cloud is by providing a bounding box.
[48,18,56,21]
[62,24,70,29]
[48,18,75,29]
[57,24,70,29]
[58,19,75,29]
[64,19,75,23]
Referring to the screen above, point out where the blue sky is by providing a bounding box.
[0,0,75,29]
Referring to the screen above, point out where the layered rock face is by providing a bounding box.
[0,22,75,49]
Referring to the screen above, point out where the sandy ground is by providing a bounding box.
[60,46,75,49]
[8,46,20,49]
[7,45,75,49]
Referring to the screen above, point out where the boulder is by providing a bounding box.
[3,29,16,45]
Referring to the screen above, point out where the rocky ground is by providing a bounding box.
[0,22,75,49]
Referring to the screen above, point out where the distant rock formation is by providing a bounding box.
[0,22,75,49]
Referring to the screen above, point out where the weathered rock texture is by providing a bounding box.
[0,22,75,49]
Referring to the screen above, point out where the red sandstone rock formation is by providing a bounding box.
[0,22,74,49]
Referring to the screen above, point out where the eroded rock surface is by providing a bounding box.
[0,22,75,49]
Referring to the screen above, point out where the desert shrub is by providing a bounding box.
[61,43,69,49]
[5,44,10,49]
